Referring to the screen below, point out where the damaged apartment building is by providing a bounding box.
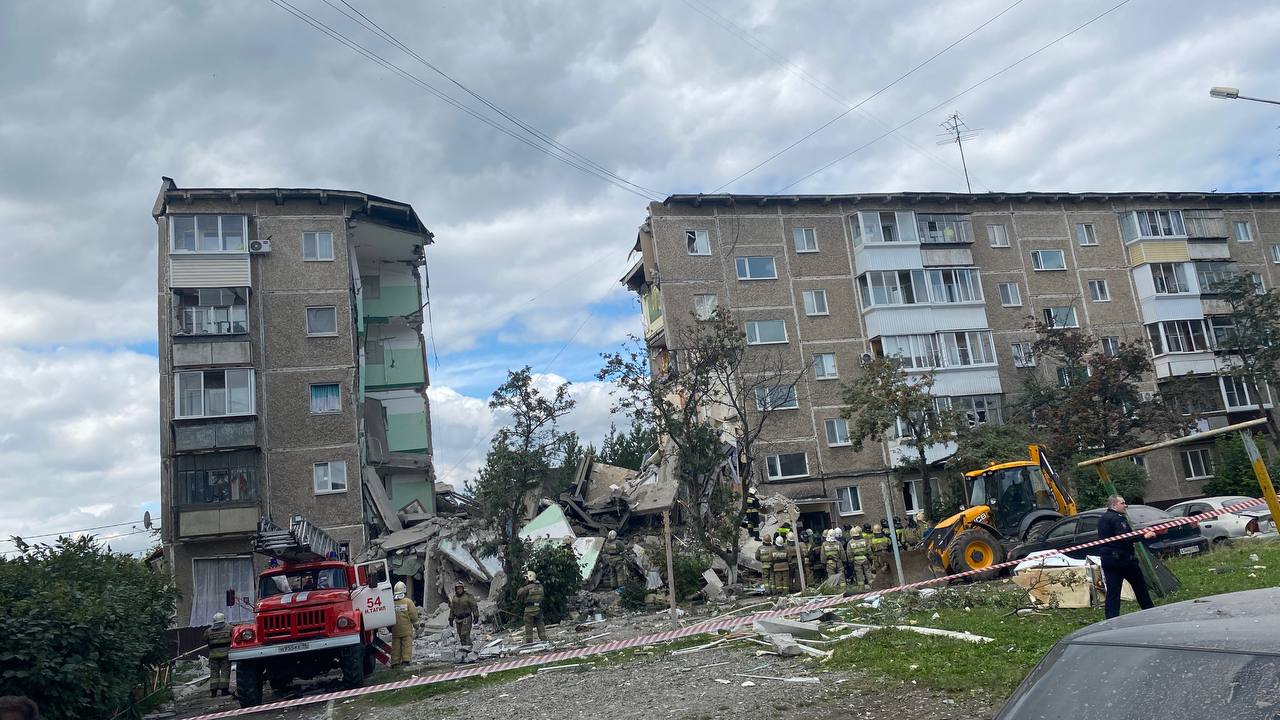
[624,192,1280,531]
[153,179,436,627]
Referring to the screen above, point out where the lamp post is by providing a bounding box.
[1209,86,1280,106]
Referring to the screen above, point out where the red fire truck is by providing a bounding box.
[228,516,396,707]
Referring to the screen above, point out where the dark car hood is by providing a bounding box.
[1065,587,1280,655]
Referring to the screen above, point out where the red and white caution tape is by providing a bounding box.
[185,497,1269,719]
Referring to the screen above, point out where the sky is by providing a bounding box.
[2,0,1279,557]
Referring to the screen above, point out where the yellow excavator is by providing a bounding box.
[924,445,1076,578]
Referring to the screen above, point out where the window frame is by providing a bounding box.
[692,294,718,321]
[686,229,711,256]
[997,282,1022,307]
[792,227,818,253]
[813,352,838,380]
[302,231,335,261]
[735,256,777,281]
[1233,221,1253,243]
[987,224,1010,248]
[172,288,249,337]
[1101,336,1121,357]
[836,486,863,516]
[802,289,829,316]
[313,460,349,495]
[1151,263,1193,295]
[824,418,851,446]
[174,368,256,420]
[305,306,339,337]
[1087,279,1111,302]
[766,452,809,480]
[754,385,799,411]
[309,383,342,415]
[1075,223,1098,247]
[1031,249,1067,271]
[169,215,249,254]
[1042,306,1079,329]
[1180,448,1213,480]
[1011,341,1035,368]
[1269,244,1280,264]
[745,319,788,345]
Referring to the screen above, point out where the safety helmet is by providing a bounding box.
[393,581,407,594]
[879,518,889,527]
[748,486,758,496]
[872,524,883,534]
[212,612,226,624]
[833,527,843,539]
[607,530,617,540]
[773,535,785,547]
[526,571,537,581]
[454,581,465,589]
[862,523,872,533]
[915,511,927,522]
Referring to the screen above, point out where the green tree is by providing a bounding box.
[1204,434,1260,497]
[599,308,811,584]
[468,367,576,578]
[0,536,178,719]
[1069,459,1148,509]
[1214,276,1280,429]
[840,356,964,520]
[500,541,582,625]
[950,422,1036,474]
[598,422,658,471]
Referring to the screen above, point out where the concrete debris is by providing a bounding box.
[702,568,726,602]
[740,681,756,687]
[751,617,822,639]
[538,664,586,673]
[422,602,452,631]
[762,633,804,657]
[796,609,838,623]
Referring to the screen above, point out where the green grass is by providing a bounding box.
[827,539,1280,700]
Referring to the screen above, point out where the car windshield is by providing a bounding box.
[258,568,347,597]
[1126,505,1171,526]
[970,466,1057,515]
[1001,643,1280,719]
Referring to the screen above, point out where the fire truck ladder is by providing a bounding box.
[253,514,343,564]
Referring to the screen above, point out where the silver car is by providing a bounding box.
[1165,496,1278,545]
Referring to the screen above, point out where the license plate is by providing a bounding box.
[1179,546,1199,556]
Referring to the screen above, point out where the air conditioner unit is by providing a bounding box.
[249,238,272,254]
[860,352,874,365]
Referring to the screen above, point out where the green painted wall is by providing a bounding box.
[365,348,425,388]
[386,411,429,453]
[391,477,435,514]
[363,285,420,320]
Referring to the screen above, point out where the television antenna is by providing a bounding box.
[937,113,981,193]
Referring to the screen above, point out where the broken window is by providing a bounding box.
[176,450,257,505]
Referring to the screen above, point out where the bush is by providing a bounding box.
[499,541,582,625]
[647,546,711,601]
[1070,458,1147,509]
[619,582,647,610]
[1205,434,1266,497]
[0,536,178,720]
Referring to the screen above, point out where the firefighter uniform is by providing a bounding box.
[869,525,893,589]
[448,582,478,649]
[204,613,232,697]
[392,581,418,666]
[770,536,791,593]
[847,529,872,588]
[821,531,845,586]
[600,530,626,589]
[755,534,774,589]
[515,572,548,643]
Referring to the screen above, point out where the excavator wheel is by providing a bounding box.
[946,528,1005,581]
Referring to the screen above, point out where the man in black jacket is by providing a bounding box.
[1097,495,1159,619]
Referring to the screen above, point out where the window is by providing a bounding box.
[1042,306,1079,328]
[735,256,776,280]
[825,418,851,446]
[1221,376,1262,409]
[1057,366,1089,388]
[1011,341,1035,368]
[686,229,711,255]
[310,383,341,414]
[926,268,983,303]
[173,288,248,336]
[942,395,1003,426]
[755,385,799,410]
[1075,223,1098,246]
[792,227,818,253]
[1151,263,1192,294]
[987,224,1009,248]
[766,452,808,480]
[1101,336,1121,357]
[1195,261,1236,294]
[1270,244,1280,264]
[915,214,973,244]
[693,294,718,321]
[939,331,996,367]
[642,289,663,324]
[1248,272,1265,294]
[1031,249,1066,271]
[175,368,254,419]
[175,451,257,506]
[1180,448,1213,480]
[997,282,1021,307]
[836,486,862,515]
[303,231,334,261]
[745,319,787,345]
[858,270,929,307]
[306,306,338,336]
[880,334,941,370]
[802,289,829,316]
[1208,316,1235,348]
[879,212,901,242]
[1130,455,1146,469]
[1147,320,1209,355]
[1135,210,1186,238]
[1233,221,1253,243]
[314,461,348,494]
[1087,279,1110,302]
[170,215,248,253]
[814,353,838,380]
[902,480,921,514]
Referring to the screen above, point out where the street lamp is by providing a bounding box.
[1209,86,1280,106]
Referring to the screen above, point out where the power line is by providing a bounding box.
[1,519,141,543]
[776,0,1134,192]
[269,0,663,202]
[695,0,1026,192]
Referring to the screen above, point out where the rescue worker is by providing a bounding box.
[601,530,625,589]
[916,511,932,541]
[846,524,872,589]
[755,533,774,589]
[204,612,232,698]
[391,581,418,667]
[771,535,791,593]
[448,581,478,650]
[869,524,893,589]
[515,571,548,643]
[743,487,762,540]
[804,529,824,584]
[644,582,668,609]
[821,529,845,587]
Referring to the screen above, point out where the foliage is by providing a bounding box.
[1214,276,1280,427]
[1068,459,1148,509]
[599,308,811,583]
[1204,434,1263,497]
[598,422,658,471]
[619,581,647,611]
[468,367,576,577]
[841,356,964,519]
[0,535,178,720]
[647,546,713,601]
[499,541,582,625]
[951,422,1036,475]
[929,484,967,521]
[1018,320,1192,458]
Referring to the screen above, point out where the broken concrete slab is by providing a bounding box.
[762,633,803,657]
[422,602,451,631]
[751,617,822,639]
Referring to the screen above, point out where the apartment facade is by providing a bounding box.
[153,179,436,626]
[624,192,1280,530]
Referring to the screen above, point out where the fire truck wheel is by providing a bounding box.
[362,645,376,676]
[267,673,292,693]
[340,645,365,689]
[236,662,263,707]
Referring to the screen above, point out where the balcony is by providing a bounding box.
[1184,210,1228,239]
[364,326,425,390]
[173,418,256,452]
[175,463,259,539]
[915,214,974,245]
[177,505,258,538]
[888,438,956,467]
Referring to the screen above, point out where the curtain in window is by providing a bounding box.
[311,384,340,413]
[190,557,256,626]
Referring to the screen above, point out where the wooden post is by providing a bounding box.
[790,506,807,593]
[879,476,905,586]
[1240,430,1280,527]
[662,510,678,628]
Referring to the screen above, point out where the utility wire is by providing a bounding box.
[270,0,662,202]
[694,0,1026,192]
[776,0,1134,192]
[1,519,141,543]
[329,0,667,200]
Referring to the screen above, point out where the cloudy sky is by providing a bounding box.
[2,0,1278,557]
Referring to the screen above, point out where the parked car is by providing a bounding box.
[1007,505,1207,562]
[995,587,1280,719]
[1165,496,1278,545]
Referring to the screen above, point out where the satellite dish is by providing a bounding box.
[143,511,153,530]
